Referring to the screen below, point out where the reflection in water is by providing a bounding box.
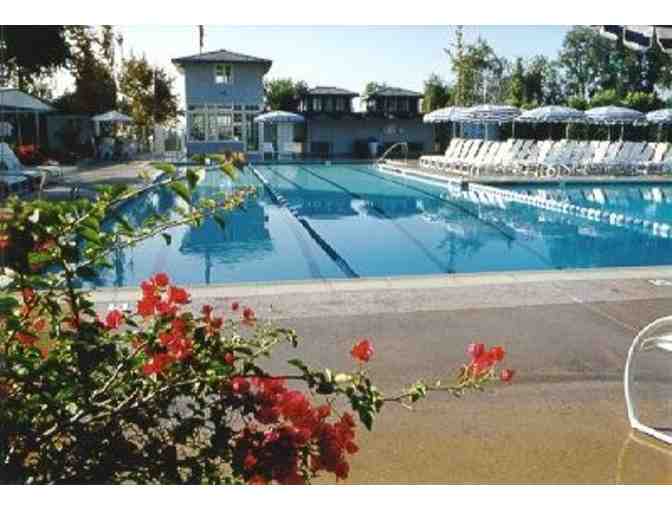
[93,166,672,287]
[616,432,672,484]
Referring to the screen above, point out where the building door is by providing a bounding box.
[277,123,294,154]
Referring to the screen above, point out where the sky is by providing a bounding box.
[55,25,573,108]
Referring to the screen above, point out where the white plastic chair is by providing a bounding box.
[624,316,672,445]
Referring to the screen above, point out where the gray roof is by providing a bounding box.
[305,86,359,97]
[365,86,422,98]
[172,48,272,66]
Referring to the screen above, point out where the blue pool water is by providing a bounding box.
[94,164,672,287]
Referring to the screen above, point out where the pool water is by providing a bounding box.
[94,164,672,287]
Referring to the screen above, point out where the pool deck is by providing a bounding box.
[92,267,672,483]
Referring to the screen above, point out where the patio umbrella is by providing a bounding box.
[464,104,521,123]
[646,109,672,141]
[422,106,470,124]
[584,106,646,140]
[423,106,471,139]
[463,104,521,140]
[92,110,133,137]
[254,111,305,124]
[516,105,586,139]
[92,110,133,123]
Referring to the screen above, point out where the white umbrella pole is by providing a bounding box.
[621,124,625,141]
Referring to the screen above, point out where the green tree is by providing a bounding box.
[621,90,663,112]
[559,26,672,101]
[363,81,387,97]
[118,54,180,141]
[263,78,308,111]
[54,26,117,115]
[506,58,526,107]
[422,73,452,113]
[445,28,503,106]
[1,26,69,92]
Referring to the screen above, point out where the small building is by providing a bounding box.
[304,85,433,157]
[171,49,272,156]
[298,86,359,116]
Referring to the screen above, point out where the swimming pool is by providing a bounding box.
[94,163,672,287]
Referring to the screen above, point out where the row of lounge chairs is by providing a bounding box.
[420,138,672,177]
[0,142,63,198]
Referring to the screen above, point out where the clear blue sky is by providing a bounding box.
[109,25,572,106]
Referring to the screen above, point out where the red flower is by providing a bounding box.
[242,307,256,324]
[350,339,374,363]
[500,369,515,382]
[153,273,170,287]
[231,301,240,311]
[224,352,235,365]
[0,233,9,249]
[105,309,124,330]
[156,300,177,317]
[33,318,47,332]
[202,304,213,318]
[489,346,505,362]
[21,287,35,305]
[140,280,156,297]
[244,453,258,470]
[232,376,250,394]
[137,297,156,318]
[142,353,172,375]
[472,353,495,375]
[467,342,485,360]
[16,331,37,347]
[248,475,268,485]
[168,286,189,305]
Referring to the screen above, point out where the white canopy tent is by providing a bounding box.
[0,88,55,148]
[92,110,133,136]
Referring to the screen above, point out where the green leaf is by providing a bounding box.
[287,358,308,372]
[0,295,19,314]
[169,181,191,204]
[79,227,103,246]
[151,162,177,175]
[161,233,172,246]
[218,162,237,180]
[186,168,204,191]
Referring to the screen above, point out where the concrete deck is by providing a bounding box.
[92,268,672,483]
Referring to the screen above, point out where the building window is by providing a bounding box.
[324,97,333,112]
[216,112,233,141]
[215,64,233,85]
[335,97,345,111]
[312,97,322,112]
[189,112,206,141]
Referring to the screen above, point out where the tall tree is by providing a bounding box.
[118,54,179,141]
[1,26,69,92]
[422,73,452,113]
[55,26,117,115]
[263,78,308,111]
[445,29,503,106]
[559,26,672,100]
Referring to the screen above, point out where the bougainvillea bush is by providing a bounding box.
[0,153,514,484]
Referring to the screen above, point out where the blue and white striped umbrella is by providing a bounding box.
[463,104,521,123]
[593,25,672,54]
[516,105,586,123]
[254,111,305,124]
[646,109,672,125]
[584,106,646,125]
[422,106,470,124]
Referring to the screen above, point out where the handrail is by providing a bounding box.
[377,142,409,164]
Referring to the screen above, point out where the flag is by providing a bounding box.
[198,25,204,53]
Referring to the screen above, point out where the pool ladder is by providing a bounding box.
[377,142,409,165]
